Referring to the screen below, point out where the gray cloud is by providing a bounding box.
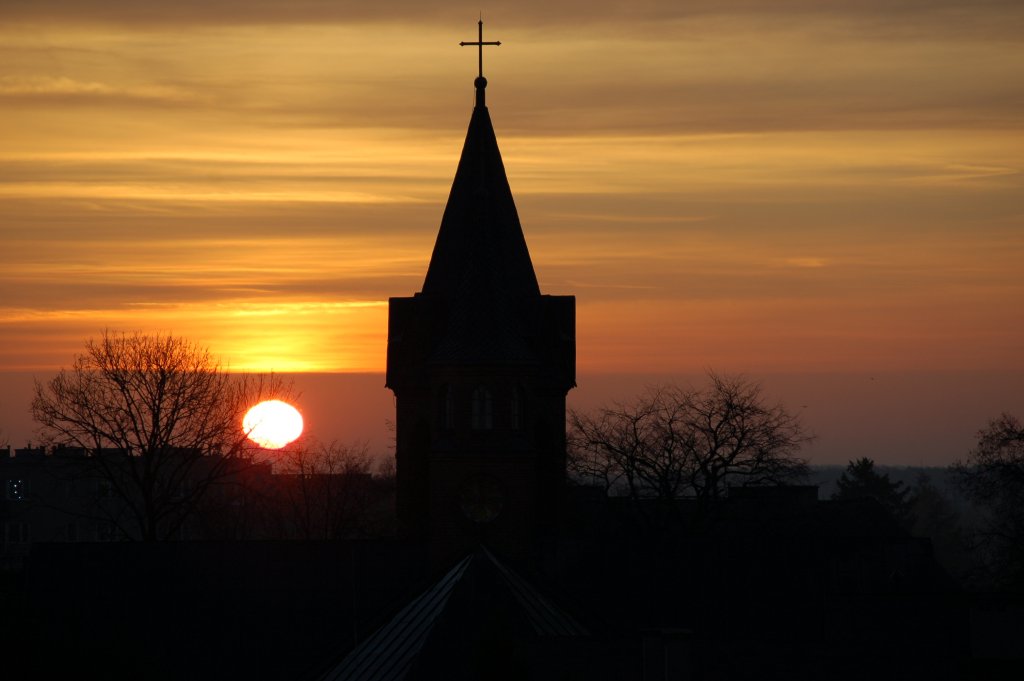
[0,159,441,189]
[2,5,1020,138]
[0,273,420,312]
[0,197,443,240]
[2,0,1022,33]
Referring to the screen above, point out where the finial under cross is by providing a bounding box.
[460,18,500,80]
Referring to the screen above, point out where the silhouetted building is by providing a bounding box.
[386,67,574,563]
[6,26,999,681]
[0,443,394,553]
[0,444,281,556]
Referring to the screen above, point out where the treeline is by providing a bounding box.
[568,374,1023,594]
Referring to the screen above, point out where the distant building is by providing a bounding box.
[1,442,394,566]
[2,444,94,569]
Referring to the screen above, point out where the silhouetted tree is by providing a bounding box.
[31,331,287,541]
[953,413,1024,590]
[910,473,969,579]
[569,374,811,517]
[275,440,379,539]
[831,458,913,526]
[375,456,396,487]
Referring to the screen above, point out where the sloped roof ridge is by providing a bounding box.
[483,547,590,637]
[322,554,473,681]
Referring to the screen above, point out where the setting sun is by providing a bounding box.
[243,400,304,449]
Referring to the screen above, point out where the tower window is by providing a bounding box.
[510,385,525,430]
[438,384,454,430]
[471,387,493,430]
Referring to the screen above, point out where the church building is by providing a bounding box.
[386,25,575,562]
[10,25,975,681]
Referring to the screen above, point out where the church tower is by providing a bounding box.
[386,24,575,561]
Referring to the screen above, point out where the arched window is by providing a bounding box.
[438,384,454,430]
[471,387,493,430]
[510,385,525,430]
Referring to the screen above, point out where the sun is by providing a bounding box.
[243,400,304,449]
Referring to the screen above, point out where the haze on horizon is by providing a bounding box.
[1,1,1022,464]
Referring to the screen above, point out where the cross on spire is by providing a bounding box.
[460,18,501,83]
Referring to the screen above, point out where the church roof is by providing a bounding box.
[321,554,472,681]
[421,78,540,301]
[322,548,588,681]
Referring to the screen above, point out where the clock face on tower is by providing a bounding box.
[458,475,506,524]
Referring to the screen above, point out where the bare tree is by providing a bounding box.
[569,374,811,517]
[953,413,1024,590]
[275,440,378,540]
[31,331,288,541]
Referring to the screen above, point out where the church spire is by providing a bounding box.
[421,23,539,301]
[385,30,576,552]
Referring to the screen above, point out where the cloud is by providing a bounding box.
[0,0,1022,376]
[0,75,197,104]
[2,0,1022,34]
[785,258,829,269]
[2,12,1021,138]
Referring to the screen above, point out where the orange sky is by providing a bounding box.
[1,2,1022,461]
